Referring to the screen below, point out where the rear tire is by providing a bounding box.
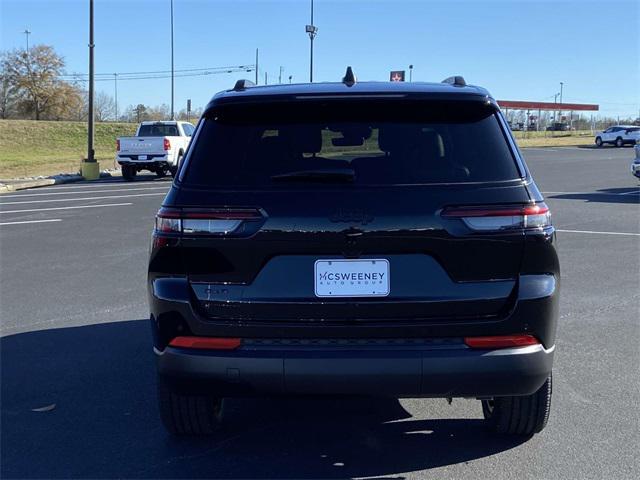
[595,136,603,147]
[155,167,167,178]
[615,137,624,148]
[121,165,137,181]
[482,373,552,436]
[172,153,183,177]
[157,376,223,435]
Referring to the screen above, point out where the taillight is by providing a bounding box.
[116,139,120,151]
[442,203,551,232]
[163,138,171,150]
[464,334,540,349]
[154,207,263,235]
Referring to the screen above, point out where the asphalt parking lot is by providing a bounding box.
[1,146,638,479]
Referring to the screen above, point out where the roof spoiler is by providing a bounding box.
[442,76,467,87]
[232,79,256,91]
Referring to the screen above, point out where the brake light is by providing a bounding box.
[442,203,551,231]
[464,334,540,349]
[169,337,241,350]
[154,207,263,235]
[163,138,171,150]
[116,139,120,151]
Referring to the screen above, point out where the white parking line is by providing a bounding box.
[556,229,640,237]
[16,180,169,191]
[0,219,62,226]
[0,185,168,198]
[0,203,133,214]
[0,192,166,205]
[543,190,640,196]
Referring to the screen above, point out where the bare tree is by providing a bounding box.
[1,45,67,120]
[93,91,115,121]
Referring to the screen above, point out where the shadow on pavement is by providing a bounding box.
[1,320,526,479]
[575,144,635,149]
[548,187,639,204]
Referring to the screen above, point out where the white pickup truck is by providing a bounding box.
[116,121,195,180]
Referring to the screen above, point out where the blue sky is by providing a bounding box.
[1,0,638,118]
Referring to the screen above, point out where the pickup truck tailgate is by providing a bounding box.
[119,136,165,155]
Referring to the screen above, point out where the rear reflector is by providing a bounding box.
[169,337,242,350]
[442,203,551,232]
[464,335,540,349]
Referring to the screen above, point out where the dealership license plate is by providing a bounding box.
[314,259,390,298]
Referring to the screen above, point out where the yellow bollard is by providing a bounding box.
[81,161,101,180]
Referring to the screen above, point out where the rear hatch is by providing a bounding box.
[171,97,532,322]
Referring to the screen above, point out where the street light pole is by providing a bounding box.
[305,0,318,82]
[409,64,413,82]
[170,0,175,120]
[82,0,100,179]
[255,48,259,84]
[88,0,95,163]
[279,66,283,84]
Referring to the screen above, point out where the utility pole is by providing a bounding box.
[279,66,283,84]
[305,0,318,82]
[559,82,563,124]
[114,73,118,122]
[170,0,175,120]
[265,72,268,85]
[23,28,31,52]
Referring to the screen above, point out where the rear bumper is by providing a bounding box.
[156,342,554,398]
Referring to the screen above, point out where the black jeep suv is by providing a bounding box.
[148,72,559,436]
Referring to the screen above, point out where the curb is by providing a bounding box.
[0,172,114,194]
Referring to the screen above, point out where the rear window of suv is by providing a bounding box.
[181,99,521,187]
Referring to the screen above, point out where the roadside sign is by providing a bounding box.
[390,70,405,82]
[187,99,191,112]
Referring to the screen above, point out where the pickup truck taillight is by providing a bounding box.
[163,138,171,151]
[154,207,264,236]
[442,203,551,232]
[116,139,120,151]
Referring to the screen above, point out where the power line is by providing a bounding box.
[58,65,255,79]
[64,67,255,84]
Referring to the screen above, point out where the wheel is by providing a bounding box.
[155,168,167,178]
[171,153,183,177]
[482,373,552,436]
[121,165,137,181]
[157,375,223,435]
[615,137,624,148]
[595,136,603,147]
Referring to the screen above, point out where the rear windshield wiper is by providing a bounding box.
[270,168,356,183]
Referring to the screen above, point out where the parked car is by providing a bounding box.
[116,121,195,180]
[631,142,640,179]
[148,72,559,437]
[546,122,569,131]
[595,125,640,147]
